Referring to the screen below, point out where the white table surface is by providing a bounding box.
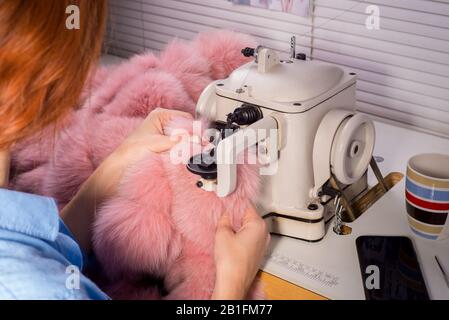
[262,121,449,300]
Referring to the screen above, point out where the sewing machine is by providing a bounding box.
[187,37,389,242]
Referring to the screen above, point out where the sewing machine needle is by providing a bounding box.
[435,256,449,288]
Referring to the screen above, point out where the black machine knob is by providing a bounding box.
[241,47,255,58]
[226,104,263,126]
[296,53,307,60]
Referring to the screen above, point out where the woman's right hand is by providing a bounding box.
[212,206,270,300]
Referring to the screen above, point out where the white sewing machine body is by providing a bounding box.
[192,42,377,242]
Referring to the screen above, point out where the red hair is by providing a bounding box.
[0,0,107,149]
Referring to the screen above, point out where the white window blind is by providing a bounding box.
[106,0,449,137]
[106,0,313,56]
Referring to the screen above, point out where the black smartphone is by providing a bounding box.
[356,235,430,300]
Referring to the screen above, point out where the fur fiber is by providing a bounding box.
[10,31,264,299]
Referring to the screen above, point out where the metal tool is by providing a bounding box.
[333,197,344,235]
[435,256,449,288]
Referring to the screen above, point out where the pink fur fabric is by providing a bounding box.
[9,30,264,299]
[93,134,263,299]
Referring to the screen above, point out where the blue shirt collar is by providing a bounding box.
[0,188,59,242]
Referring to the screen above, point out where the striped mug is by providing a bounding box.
[406,153,449,240]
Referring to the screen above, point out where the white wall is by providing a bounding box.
[106,0,449,137]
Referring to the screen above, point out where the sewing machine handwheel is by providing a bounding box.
[331,114,375,185]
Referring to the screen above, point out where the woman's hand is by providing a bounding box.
[118,107,193,154]
[61,108,193,252]
[212,206,270,300]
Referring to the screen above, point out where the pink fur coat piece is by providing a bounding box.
[10,31,265,299]
[94,133,263,299]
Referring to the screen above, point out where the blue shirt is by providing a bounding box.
[0,188,109,300]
